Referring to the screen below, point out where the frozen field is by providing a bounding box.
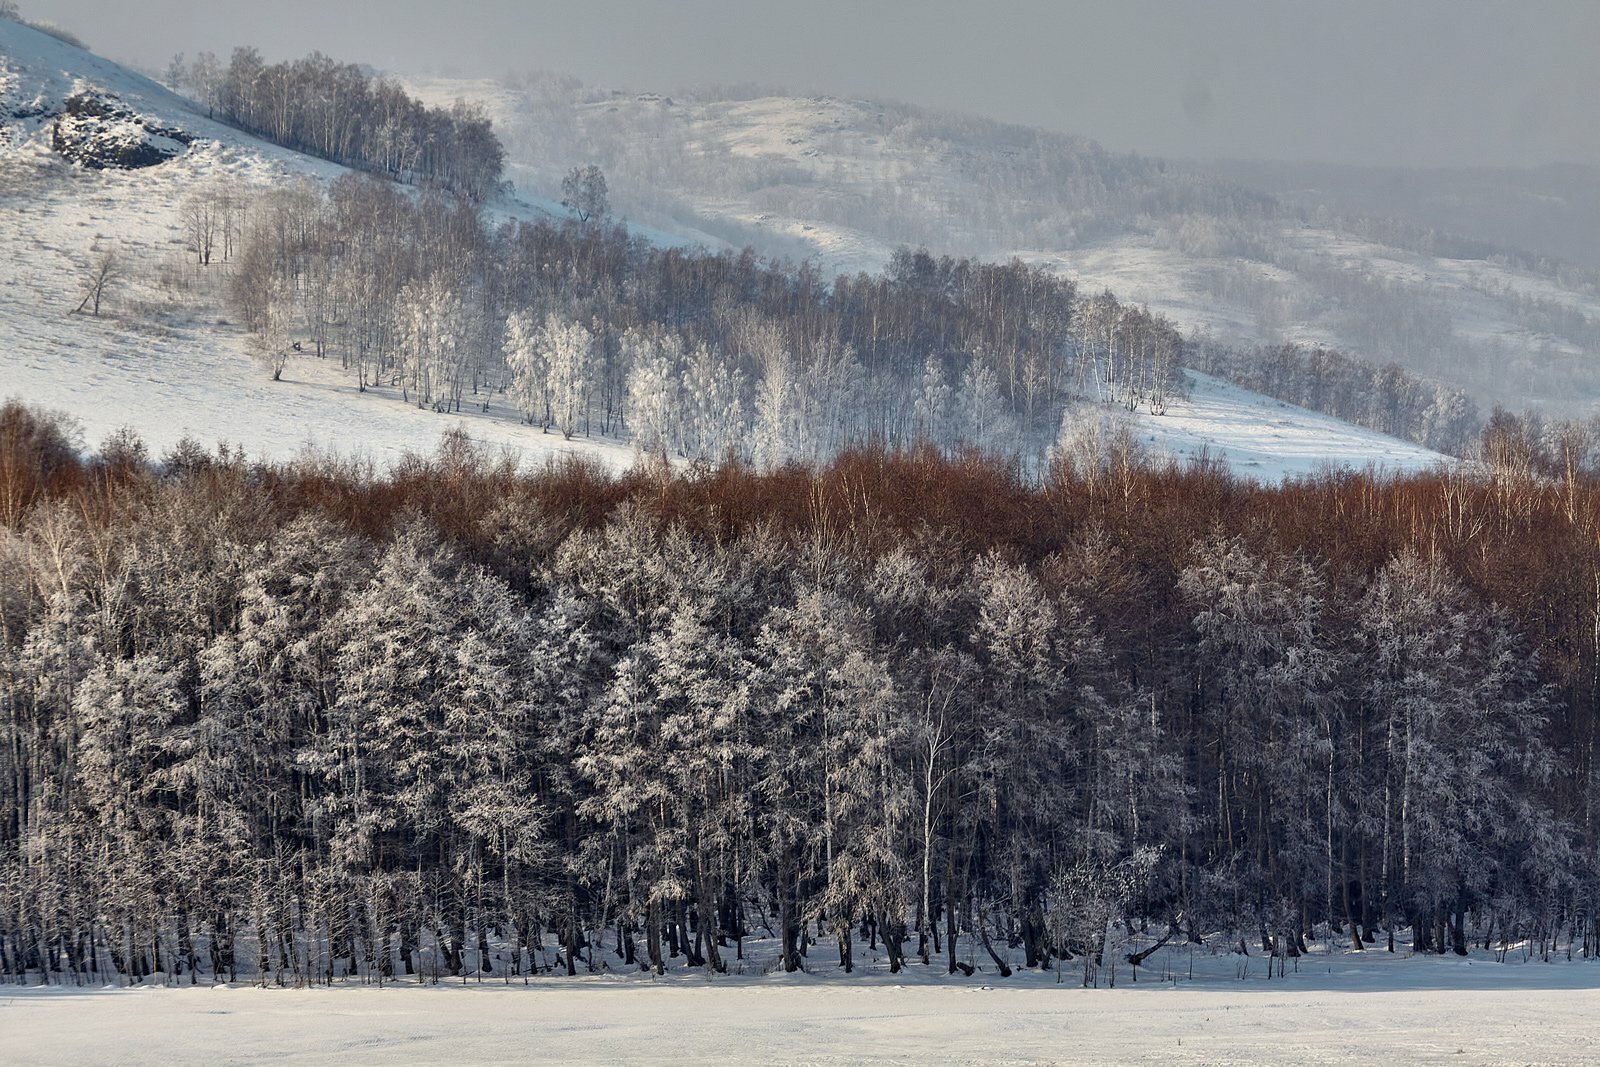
[5,948,1599,1066]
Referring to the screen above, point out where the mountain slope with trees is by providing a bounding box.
[0,15,1457,481]
[407,74,1600,415]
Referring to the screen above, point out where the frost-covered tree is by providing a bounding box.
[539,314,593,439]
[912,356,954,446]
[561,164,609,223]
[750,352,797,468]
[1358,550,1562,954]
[681,344,745,463]
[394,276,471,411]
[1180,533,1343,948]
[622,327,680,456]
[958,359,1018,456]
[248,277,293,381]
[753,582,901,971]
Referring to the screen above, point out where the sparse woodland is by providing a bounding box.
[3,401,1600,986]
[209,170,1484,465]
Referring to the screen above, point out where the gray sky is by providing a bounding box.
[22,0,1600,168]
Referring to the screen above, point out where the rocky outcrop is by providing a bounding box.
[46,84,192,169]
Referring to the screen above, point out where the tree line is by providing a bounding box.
[174,48,505,201]
[210,172,1493,471]
[1,401,1597,986]
[1189,340,1481,455]
[222,175,1186,463]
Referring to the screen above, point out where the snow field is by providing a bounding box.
[1135,371,1447,480]
[6,943,1600,1066]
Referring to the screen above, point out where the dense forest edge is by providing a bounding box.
[2,400,1599,986]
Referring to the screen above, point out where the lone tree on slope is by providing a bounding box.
[561,164,609,223]
[74,245,124,316]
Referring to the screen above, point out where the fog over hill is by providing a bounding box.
[405,71,1600,416]
[1207,158,1600,273]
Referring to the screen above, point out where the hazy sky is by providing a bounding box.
[21,0,1600,169]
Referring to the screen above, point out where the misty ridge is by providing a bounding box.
[438,67,1600,418]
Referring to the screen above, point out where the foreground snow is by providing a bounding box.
[6,947,1598,1066]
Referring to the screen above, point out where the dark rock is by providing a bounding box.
[47,85,189,169]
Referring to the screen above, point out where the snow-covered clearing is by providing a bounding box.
[0,145,637,471]
[1134,371,1448,480]
[5,950,1598,1065]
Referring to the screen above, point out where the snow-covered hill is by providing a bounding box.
[1124,371,1443,480]
[408,74,1600,415]
[0,19,637,471]
[0,21,1450,481]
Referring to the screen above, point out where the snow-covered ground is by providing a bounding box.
[0,22,1452,482]
[6,947,1598,1065]
[0,139,638,470]
[1132,371,1447,480]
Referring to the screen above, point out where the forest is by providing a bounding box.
[173,48,505,201]
[200,169,1483,466]
[2,399,1598,986]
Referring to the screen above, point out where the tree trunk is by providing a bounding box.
[647,902,664,975]
[977,909,1012,977]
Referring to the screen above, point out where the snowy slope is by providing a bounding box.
[1128,372,1446,480]
[416,74,1600,413]
[0,20,637,471]
[0,25,1450,482]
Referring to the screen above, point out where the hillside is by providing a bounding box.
[1210,158,1600,273]
[0,20,1448,481]
[0,19,635,470]
[408,74,1600,415]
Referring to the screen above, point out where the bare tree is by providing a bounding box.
[187,51,223,118]
[163,52,186,92]
[181,190,220,266]
[74,245,124,316]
